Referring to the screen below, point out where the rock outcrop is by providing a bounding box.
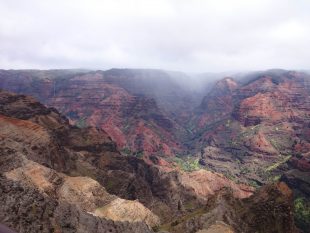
[159,182,296,233]
[0,175,153,233]
[0,90,158,232]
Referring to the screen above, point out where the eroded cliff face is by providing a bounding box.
[0,175,155,233]
[157,182,296,233]
[0,90,156,232]
[0,70,188,161]
[197,77,238,126]
[52,74,184,158]
[0,90,254,232]
[192,71,310,187]
[0,89,297,233]
[1,69,310,178]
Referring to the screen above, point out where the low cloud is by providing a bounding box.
[0,0,309,72]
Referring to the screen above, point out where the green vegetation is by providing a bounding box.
[121,147,131,155]
[240,167,251,174]
[267,128,294,152]
[133,150,144,158]
[173,157,201,172]
[228,139,238,146]
[224,173,237,182]
[76,117,87,128]
[269,138,280,151]
[271,175,281,182]
[265,155,291,172]
[121,148,144,158]
[294,197,310,232]
[240,124,260,137]
[248,180,260,188]
[183,200,197,210]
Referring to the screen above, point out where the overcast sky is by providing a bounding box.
[0,0,309,72]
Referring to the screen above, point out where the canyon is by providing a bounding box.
[0,68,309,232]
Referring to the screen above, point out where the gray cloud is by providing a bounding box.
[0,0,309,72]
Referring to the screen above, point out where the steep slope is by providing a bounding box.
[101,69,207,122]
[0,91,157,232]
[0,70,191,160]
[1,69,309,183]
[192,70,310,187]
[0,83,300,232]
[48,73,185,159]
[158,182,296,233]
[0,69,88,102]
[0,89,256,232]
[0,175,154,233]
[197,77,238,126]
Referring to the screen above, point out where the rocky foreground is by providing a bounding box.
[0,89,298,232]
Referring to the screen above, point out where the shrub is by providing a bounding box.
[294,197,310,232]
[121,147,131,155]
[173,157,201,172]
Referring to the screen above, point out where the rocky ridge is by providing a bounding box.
[0,89,298,232]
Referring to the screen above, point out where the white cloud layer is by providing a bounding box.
[0,0,309,72]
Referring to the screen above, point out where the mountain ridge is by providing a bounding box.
[0,68,309,231]
[0,88,299,233]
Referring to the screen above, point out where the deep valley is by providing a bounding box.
[0,68,309,233]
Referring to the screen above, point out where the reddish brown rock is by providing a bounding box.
[194,70,310,185]
[0,70,185,160]
[0,79,300,233]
